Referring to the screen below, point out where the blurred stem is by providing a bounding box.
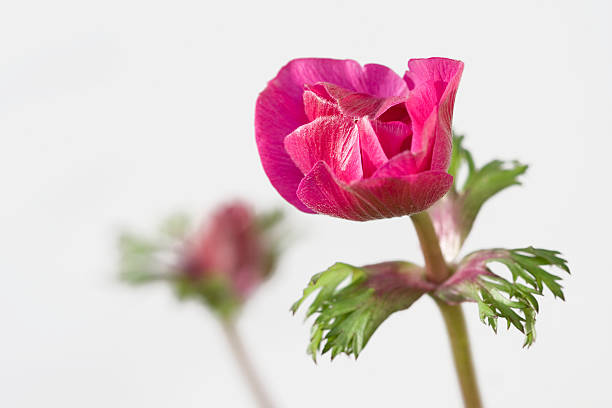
[410,211,450,284]
[221,320,276,408]
[434,299,483,408]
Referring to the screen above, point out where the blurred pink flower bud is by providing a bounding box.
[119,201,283,318]
[180,202,268,300]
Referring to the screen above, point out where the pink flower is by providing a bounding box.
[180,202,273,300]
[255,57,464,221]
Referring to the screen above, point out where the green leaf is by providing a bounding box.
[118,233,165,284]
[118,213,194,284]
[256,208,284,231]
[461,159,528,231]
[447,134,476,182]
[509,247,569,300]
[428,135,528,260]
[256,209,286,279]
[158,213,191,239]
[173,275,241,320]
[435,247,569,346]
[292,262,430,361]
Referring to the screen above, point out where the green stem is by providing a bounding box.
[411,211,482,407]
[435,300,483,408]
[221,320,276,408]
[410,211,451,284]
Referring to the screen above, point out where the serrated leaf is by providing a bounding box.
[429,135,528,261]
[293,262,432,361]
[435,247,569,346]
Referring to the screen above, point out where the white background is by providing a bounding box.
[1,0,610,406]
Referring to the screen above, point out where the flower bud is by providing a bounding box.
[119,201,283,319]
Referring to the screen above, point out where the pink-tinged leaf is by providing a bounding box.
[428,193,463,261]
[296,161,453,221]
[291,260,432,360]
[434,247,569,346]
[284,116,363,183]
[356,118,388,178]
[442,249,510,288]
[428,135,530,260]
[364,261,437,293]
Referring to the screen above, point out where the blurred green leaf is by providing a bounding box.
[173,275,241,320]
[118,233,164,284]
[158,213,192,239]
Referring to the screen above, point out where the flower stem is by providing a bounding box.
[410,211,450,284]
[221,320,276,408]
[411,210,482,407]
[434,299,483,408]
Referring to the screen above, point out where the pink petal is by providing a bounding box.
[232,266,261,299]
[351,171,453,218]
[305,82,335,100]
[255,58,369,213]
[284,116,363,184]
[410,106,442,171]
[404,57,464,92]
[371,150,420,178]
[295,162,372,220]
[361,64,410,98]
[356,118,388,178]
[296,161,453,221]
[376,102,411,123]
[303,84,341,121]
[256,85,312,212]
[404,58,464,171]
[321,82,407,120]
[370,120,412,158]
